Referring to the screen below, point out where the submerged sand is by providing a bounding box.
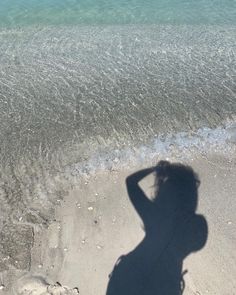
[1,152,236,294]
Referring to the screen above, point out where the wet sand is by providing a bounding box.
[2,152,235,294]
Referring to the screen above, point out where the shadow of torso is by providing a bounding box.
[107,213,207,295]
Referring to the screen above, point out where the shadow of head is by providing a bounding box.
[154,160,200,214]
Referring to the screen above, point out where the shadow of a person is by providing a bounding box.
[106,161,208,295]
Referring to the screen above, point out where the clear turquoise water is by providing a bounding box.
[0,0,236,27]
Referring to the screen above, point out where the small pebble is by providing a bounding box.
[73,287,80,293]
[0,285,5,290]
[95,193,98,196]
[88,206,94,211]
[76,203,81,208]
[64,248,68,252]
[227,221,232,225]
[38,264,43,268]
[113,158,119,163]
[96,245,103,250]
[81,240,86,244]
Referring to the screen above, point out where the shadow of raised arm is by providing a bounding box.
[126,167,155,221]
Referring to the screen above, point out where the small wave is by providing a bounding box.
[66,123,236,178]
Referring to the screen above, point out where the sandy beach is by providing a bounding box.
[1,151,235,295]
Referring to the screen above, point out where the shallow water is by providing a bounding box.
[0,1,235,166]
[0,25,236,167]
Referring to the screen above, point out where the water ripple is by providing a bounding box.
[0,25,235,167]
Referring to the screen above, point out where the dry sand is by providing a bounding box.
[1,152,236,295]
